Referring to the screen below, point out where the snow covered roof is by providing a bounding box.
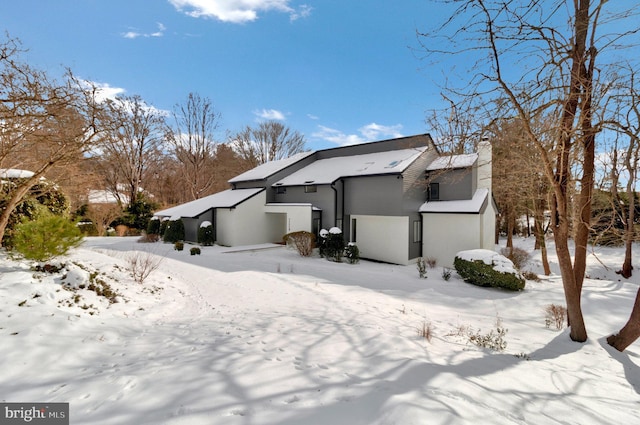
[426,153,478,171]
[0,168,35,179]
[419,188,489,213]
[229,152,315,183]
[88,190,122,204]
[272,147,427,186]
[154,188,264,218]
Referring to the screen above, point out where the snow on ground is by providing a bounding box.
[1,236,639,424]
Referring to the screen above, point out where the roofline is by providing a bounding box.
[316,133,434,155]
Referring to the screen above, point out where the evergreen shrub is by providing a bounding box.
[190,247,201,255]
[163,218,185,243]
[198,221,215,246]
[12,207,83,262]
[454,250,525,291]
[324,227,345,262]
[147,217,161,237]
[345,242,360,264]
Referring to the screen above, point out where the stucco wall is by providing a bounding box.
[481,199,498,250]
[422,213,481,268]
[350,215,409,265]
[274,185,335,229]
[216,191,282,246]
[264,204,313,234]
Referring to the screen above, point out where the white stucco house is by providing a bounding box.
[154,134,497,266]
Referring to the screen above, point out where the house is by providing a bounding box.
[154,134,497,266]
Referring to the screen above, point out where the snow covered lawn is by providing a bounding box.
[1,236,639,424]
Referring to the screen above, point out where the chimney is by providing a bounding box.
[477,136,492,192]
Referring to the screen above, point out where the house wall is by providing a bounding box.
[422,213,481,268]
[182,210,213,243]
[274,185,336,230]
[216,191,282,246]
[350,214,409,265]
[429,168,473,200]
[481,198,498,250]
[264,204,314,234]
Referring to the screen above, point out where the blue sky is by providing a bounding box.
[0,0,451,150]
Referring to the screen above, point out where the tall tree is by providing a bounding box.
[606,65,640,351]
[95,95,166,209]
[169,92,221,201]
[421,0,639,343]
[231,121,306,167]
[0,36,105,244]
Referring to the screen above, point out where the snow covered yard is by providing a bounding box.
[1,237,639,424]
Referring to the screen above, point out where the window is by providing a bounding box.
[276,186,286,194]
[351,218,357,242]
[429,183,440,201]
[413,220,422,243]
[304,184,317,193]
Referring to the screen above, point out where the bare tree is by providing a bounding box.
[231,121,306,167]
[421,0,639,343]
[169,92,221,201]
[94,95,166,208]
[606,65,640,351]
[0,35,105,244]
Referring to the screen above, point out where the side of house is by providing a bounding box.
[153,134,497,266]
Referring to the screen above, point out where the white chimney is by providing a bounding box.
[477,136,492,192]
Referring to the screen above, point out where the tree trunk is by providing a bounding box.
[0,173,48,245]
[607,287,640,351]
[555,230,588,341]
[533,206,551,275]
[620,217,633,278]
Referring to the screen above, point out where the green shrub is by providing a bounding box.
[283,230,316,257]
[454,250,525,291]
[159,219,169,236]
[12,208,83,262]
[345,242,360,264]
[1,179,70,247]
[197,221,215,246]
[163,218,185,243]
[174,241,184,251]
[190,247,201,255]
[323,227,345,262]
[146,217,161,236]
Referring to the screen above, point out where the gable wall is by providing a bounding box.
[429,168,473,200]
[274,185,336,229]
[216,191,283,246]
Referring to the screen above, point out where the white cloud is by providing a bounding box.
[289,4,312,22]
[312,126,367,147]
[168,0,311,24]
[358,123,404,140]
[84,81,127,103]
[121,22,166,39]
[312,123,404,147]
[253,108,286,121]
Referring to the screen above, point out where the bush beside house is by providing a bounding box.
[163,218,185,243]
[198,221,215,246]
[454,249,525,291]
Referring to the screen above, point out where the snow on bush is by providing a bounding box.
[454,249,525,291]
